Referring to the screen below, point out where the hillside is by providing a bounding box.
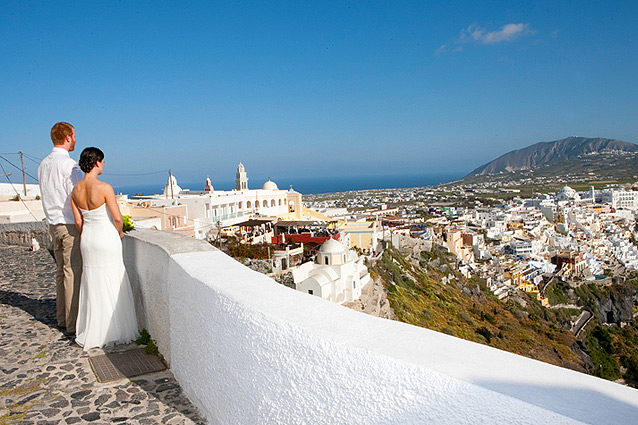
[372,245,586,371]
[371,245,638,385]
[467,137,638,178]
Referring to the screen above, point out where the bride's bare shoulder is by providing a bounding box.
[98,180,115,194]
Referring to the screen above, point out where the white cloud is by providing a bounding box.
[437,22,534,53]
[460,23,533,44]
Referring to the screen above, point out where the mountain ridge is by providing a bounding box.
[467,137,638,177]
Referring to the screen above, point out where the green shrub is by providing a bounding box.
[481,312,496,324]
[586,326,620,380]
[136,329,164,362]
[475,326,492,343]
[546,281,570,305]
[592,326,614,354]
[621,355,638,388]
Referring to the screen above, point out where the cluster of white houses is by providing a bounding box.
[388,184,638,308]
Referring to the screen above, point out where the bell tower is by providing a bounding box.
[235,162,248,190]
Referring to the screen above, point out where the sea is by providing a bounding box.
[111,172,465,197]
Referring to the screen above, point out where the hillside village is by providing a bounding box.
[306,181,638,310]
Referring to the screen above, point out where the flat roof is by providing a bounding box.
[275,220,334,227]
[233,218,277,227]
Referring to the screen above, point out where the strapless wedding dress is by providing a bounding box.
[75,203,138,350]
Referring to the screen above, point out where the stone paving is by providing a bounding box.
[0,245,206,424]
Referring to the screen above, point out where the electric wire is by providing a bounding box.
[0,161,40,221]
[0,155,39,181]
[1,150,204,231]
[103,170,169,177]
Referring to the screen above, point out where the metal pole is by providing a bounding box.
[19,152,26,196]
[169,169,174,200]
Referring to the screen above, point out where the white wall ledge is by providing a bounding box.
[123,229,638,424]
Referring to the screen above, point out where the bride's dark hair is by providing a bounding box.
[79,147,105,173]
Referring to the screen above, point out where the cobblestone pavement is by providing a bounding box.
[0,245,207,424]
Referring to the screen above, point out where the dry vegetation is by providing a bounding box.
[373,245,587,372]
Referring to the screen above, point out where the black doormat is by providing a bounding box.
[88,348,166,383]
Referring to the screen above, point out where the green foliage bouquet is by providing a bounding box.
[122,215,135,232]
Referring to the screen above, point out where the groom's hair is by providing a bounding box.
[50,122,74,145]
[79,147,105,173]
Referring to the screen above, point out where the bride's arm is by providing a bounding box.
[71,194,83,233]
[104,184,124,238]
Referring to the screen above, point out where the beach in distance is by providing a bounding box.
[111,172,465,197]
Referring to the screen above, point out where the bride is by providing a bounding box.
[71,147,138,350]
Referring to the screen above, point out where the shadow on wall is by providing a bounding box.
[475,380,638,424]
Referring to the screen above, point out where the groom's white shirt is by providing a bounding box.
[38,147,83,225]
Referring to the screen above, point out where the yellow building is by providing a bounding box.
[338,220,381,253]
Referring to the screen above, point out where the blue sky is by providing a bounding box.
[2,1,637,189]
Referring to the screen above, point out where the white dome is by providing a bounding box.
[262,179,279,190]
[319,238,346,255]
[163,175,182,196]
[556,185,580,201]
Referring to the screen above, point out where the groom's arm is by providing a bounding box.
[71,197,83,233]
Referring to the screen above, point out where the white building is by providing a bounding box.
[293,238,370,304]
[555,185,581,202]
[510,239,541,257]
[601,188,638,210]
[132,163,303,239]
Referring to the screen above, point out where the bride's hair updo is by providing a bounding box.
[79,147,105,173]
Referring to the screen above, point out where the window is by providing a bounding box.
[247,201,251,209]
[308,290,314,295]
[271,199,276,207]
[324,257,329,265]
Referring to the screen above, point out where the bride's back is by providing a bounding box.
[72,179,109,211]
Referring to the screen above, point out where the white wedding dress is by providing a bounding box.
[75,204,138,350]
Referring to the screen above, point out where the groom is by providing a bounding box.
[38,122,83,336]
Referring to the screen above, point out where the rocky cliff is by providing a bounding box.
[595,285,636,324]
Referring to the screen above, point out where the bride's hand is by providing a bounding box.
[119,230,124,239]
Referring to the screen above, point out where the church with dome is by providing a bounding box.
[555,185,581,202]
[292,238,371,304]
[131,162,303,239]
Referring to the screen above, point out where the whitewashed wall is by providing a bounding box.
[0,182,41,197]
[123,229,638,425]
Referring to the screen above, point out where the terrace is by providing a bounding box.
[1,222,638,424]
